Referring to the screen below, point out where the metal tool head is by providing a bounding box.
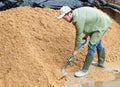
[61,68,68,76]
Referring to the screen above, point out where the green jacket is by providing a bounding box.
[72,7,111,50]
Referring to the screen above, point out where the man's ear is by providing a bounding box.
[69,12,72,18]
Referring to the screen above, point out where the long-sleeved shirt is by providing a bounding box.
[72,7,111,50]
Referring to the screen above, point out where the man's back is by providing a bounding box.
[72,7,111,32]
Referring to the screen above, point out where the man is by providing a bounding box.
[58,6,111,77]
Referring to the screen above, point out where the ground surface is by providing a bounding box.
[0,6,120,87]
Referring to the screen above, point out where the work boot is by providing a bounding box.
[74,55,93,77]
[92,48,105,68]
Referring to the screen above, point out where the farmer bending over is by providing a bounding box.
[58,6,111,77]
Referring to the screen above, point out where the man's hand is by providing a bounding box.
[72,50,78,56]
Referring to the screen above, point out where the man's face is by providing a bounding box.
[63,13,72,22]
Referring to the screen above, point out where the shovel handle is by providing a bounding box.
[79,39,87,48]
[62,55,74,70]
[62,39,87,70]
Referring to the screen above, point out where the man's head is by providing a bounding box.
[58,6,73,22]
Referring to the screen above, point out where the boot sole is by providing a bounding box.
[92,61,105,68]
[74,72,88,78]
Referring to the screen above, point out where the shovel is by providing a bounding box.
[61,39,87,76]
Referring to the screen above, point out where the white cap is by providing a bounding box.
[58,6,72,19]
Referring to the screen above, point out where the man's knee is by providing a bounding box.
[87,42,97,57]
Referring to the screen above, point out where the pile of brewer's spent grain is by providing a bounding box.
[0,6,120,87]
